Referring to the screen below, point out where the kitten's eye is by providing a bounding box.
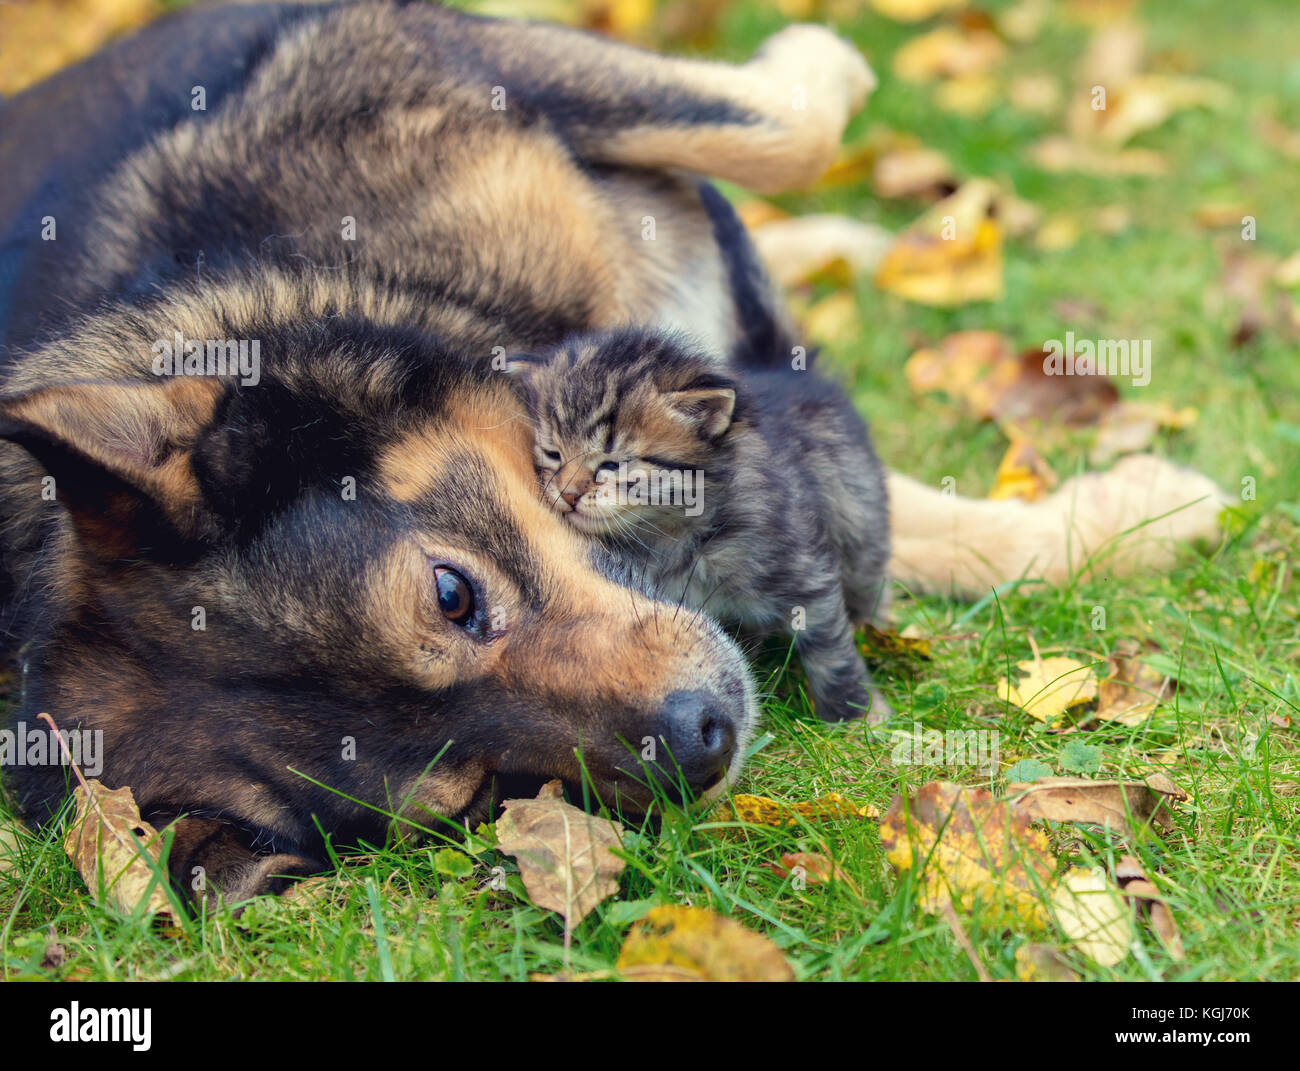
[542,449,561,463]
[596,460,621,474]
[433,567,475,626]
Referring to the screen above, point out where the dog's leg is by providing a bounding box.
[887,456,1229,599]
[454,17,875,192]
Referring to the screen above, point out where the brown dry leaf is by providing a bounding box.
[1052,867,1132,967]
[1095,648,1175,726]
[712,792,879,827]
[1090,400,1198,464]
[0,0,160,95]
[873,146,957,201]
[64,781,174,921]
[616,905,794,981]
[749,215,892,288]
[998,656,1099,726]
[875,180,1004,306]
[992,346,1121,428]
[1008,775,1188,831]
[766,852,847,885]
[879,781,1055,927]
[1070,75,1230,147]
[1030,135,1168,176]
[870,0,968,22]
[495,780,625,934]
[859,623,933,661]
[1009,73,1062,116]
[904,330,1019,416]
[1115,855,1186,961]
[988,438,1058,503]
[1015,942,1081,981]
[893,26,1005,84]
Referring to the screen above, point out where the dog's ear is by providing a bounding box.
[665,386,736,440]
[0,376,226,561]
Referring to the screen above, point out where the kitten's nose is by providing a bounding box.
[560,490,581,508]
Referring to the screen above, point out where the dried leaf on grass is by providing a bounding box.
[1051,866,1132,967]
[496,780,625,935]
[712,792,879,827]
[1007,775,1188,831]
[879,782,1054,927]
[1115,854,1186,960]
[64,780,174,922]
[988,438,1058,502]
[998,656,1099,726]
[616,905,794,981]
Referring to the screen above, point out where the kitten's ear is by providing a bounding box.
[0,376,225,560]
[666,388,736,439]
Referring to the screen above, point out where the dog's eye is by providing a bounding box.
[542,449,561,463]
[434,567,475,626]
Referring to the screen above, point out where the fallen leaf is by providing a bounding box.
[988,438,1058,502]
[495,780,625,935]
[893,26,1005,84]
[935,73,999,117]
[1030,135,1167,176]
[712,792,879,827]
[766,852,847,885]
[801,291,860,346]
[1009,73,1062,115]
[1035,213,1082,252]
[879,781,1055,926]
[1090,400,1198,464]
[1052,866,1132,967]
[1095,647,1174,725]
[1015,942,1081,981]
[998,657,1099,725]
[1115,855,1185,961]
[1007,775,1188,830]
[749,214,892,288]
[875,180,1004,306]
[870,0,968,22]
[873,146,957,200]
[859,623,933,660]
[64,780,174,921]
[904,330,1020,416]
[617,905,794,981]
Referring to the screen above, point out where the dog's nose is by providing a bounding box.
[645,690,737,795]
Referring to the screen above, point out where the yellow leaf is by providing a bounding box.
[0,0,160,95]
[875,180,1004,306]
[880,781,1055,928]
[997,656,1098,725]
[617,905,794,981]
[988,438,1057,502]
[870,0,967,22]
[934,74,999,118]
[893,26,1004,84]
[712,792,879,828]
[1051,867,1132,967]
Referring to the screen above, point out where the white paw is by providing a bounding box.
[755,24,877,116]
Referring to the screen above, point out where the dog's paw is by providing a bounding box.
[754,25,877,117]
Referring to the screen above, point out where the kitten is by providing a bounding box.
[506,328,893,723]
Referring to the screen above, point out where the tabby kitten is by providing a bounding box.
[506,328,892,723]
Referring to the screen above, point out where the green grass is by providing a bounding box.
[2,0,1299,981]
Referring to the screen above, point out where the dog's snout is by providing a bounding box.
[650,689,737,794]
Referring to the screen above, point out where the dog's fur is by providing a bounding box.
[0,1,1225,902]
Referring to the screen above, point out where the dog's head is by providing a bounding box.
[0,312,758,851]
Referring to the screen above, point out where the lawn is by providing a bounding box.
[1,0,1298,982]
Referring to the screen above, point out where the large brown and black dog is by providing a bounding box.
[0,1,1223,900]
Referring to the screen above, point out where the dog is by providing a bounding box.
[0,1,1224,902]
